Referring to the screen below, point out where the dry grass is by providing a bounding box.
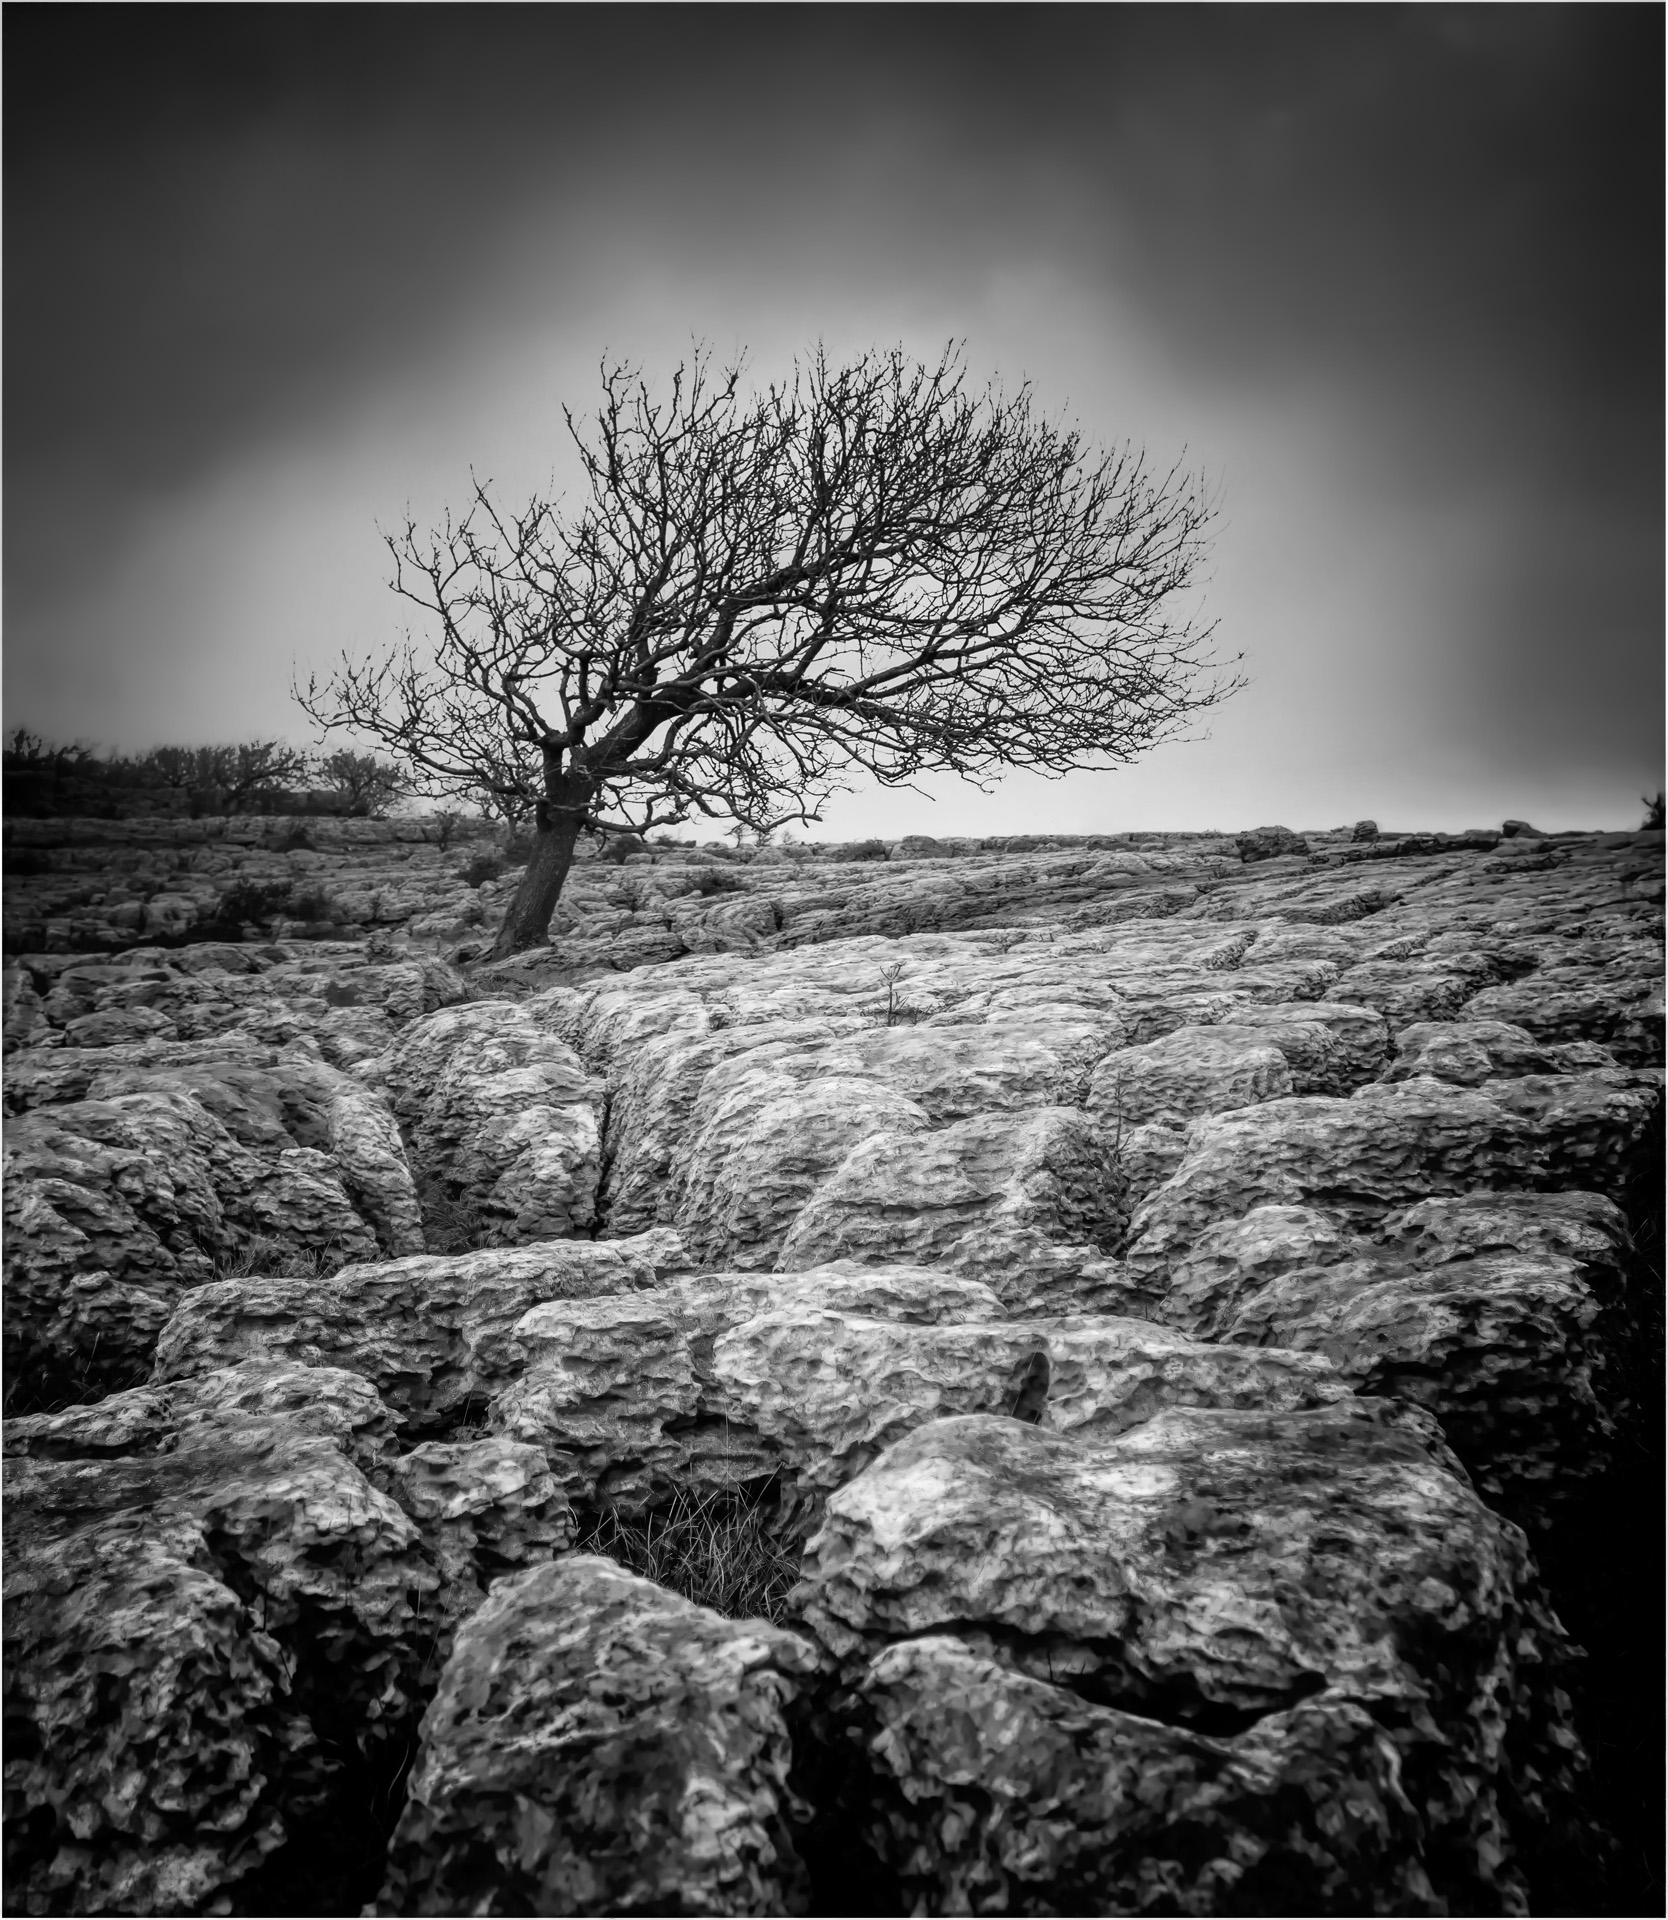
[582,1482,803,1623]
[416,1185,488,1255]
[215,1235,337,1281]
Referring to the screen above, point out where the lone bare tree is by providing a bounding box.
[300,345,1238,957]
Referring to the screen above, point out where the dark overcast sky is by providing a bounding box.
[5,4,1661,833]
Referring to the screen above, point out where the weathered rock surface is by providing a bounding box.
[377,1555,819,1917]
[379,1000,605,1248]
[795,1406,1581,1913]
[777,1106,1125,1278]
[3,1359,579,1914]
[386,1435,575,1600]
[3,1365,438,1914]
[2,1036,435,1402]
[1151,1190,1633,1524]
[7,942,470,1069]
[1160,1190,1629,1337]
[150,1230,689,1430]
[848,1636,1441,1913]
[2,822,1659,1914]
[1125,1072,1660,1281]
[4,1356,400,1470]
[489,1265,1341,1522]
[495,839,1660,1313]
[1382,1016,1620,1085]
[4,1097,363,1407]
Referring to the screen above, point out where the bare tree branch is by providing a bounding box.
[295,343,1241,956]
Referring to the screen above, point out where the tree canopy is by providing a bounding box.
[300,344,1240,955]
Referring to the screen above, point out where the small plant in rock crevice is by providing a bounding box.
[215,1236,341,1282]
[2,1330,114,1419]
[876,961,919,1028]
[580,1481,802,1623]
[1095,1073,1137,1257]
[417,1187,488,1256]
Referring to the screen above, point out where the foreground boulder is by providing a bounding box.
[795,1406,1581,1914]
[3,1366,437,1915]
[851,1636,1438,1914]
[377,1556,819,1916]
[2,1087,393,1406]
[1155,1191,1633,1526]
[3,1361,575,1916]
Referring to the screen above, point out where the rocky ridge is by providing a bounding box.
[3,820,1661,1914]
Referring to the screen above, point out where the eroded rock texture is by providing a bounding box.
[795,1406,1583,1914]
[1155,1191,1633,1526]
[3,988,446,1405]
[3,1360,575,1915]
[379,1000,604,1247]
[1,823,1659,1914]
[151,1230,690,1433]
[489,1264,1342,1524]
[377,1556,818,1917]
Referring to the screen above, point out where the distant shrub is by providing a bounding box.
[457,853,507,888]
[313,749,408,818]
[214,880,294,927]
[427,809,464,851]
[287,886,333,924]
[834,839,890,863]
[1643,792,1664,831]
[598,833,648,865]
[686,865,744,897]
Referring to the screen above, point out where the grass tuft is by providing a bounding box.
[582,1482,802,1623]
[215,1235,337,1282]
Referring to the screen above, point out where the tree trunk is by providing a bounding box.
[488,778,588,958]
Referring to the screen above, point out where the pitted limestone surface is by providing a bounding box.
[488,1266,1342,1519]
[376,1556,819,1917]
[2,826,1659,1915]
[150,1231,690,1431]
[794,1405,1580,1911]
